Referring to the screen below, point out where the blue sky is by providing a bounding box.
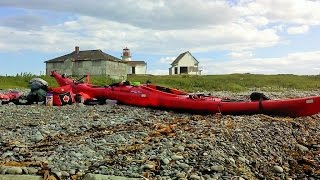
[0,0,320,75]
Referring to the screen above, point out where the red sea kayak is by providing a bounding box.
[0,91,22,104]
[51,71,320,117]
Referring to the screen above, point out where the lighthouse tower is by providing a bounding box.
[121,47,131,61]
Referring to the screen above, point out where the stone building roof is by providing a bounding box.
[45,49,122,63]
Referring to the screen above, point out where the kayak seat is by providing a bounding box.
[155,86,174,94]
[250,92,270,101]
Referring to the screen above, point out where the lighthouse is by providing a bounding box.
[121,47,131,61]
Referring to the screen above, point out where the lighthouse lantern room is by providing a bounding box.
[122,47,131,61]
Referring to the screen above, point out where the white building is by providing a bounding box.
[121,47,147,75]
[169,51,201,75]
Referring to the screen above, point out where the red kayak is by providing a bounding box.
[51,71,320,117]
[0,91,22,104]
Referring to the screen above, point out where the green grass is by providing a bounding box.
[1,73,320,92]
[127,74,320,92]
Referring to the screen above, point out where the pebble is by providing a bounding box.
[238,157,248,164]
[1,151,14,158]
[69,169,76,175]
[273,165,284,173]
[142,164,154,170]
[53,171,62,177]
[228,158,236,165]
[190,174,201,180]
[178,163,190,169]
[177,146,185,151]
[61,171,69,177]
[211,165,225,172]
[212,173,221,180]
[312,144,320,148]
[6,167,23,174]
[32,134,44,142]
[296,144,309,152]
[162,158,170,165]
[27,167,38,174]
[176,172,186,178]
[171,155,184,161]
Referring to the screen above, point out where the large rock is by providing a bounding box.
[0,175,42,180]
[83,174,142,180]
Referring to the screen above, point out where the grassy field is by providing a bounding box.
[1,73,320,92]
[130,74,320,92]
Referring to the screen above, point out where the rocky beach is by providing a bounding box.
[0,90,320,180]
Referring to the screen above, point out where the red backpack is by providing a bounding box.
[48,85,75,106]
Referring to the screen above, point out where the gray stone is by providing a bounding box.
[213,173,221,180]
[190,174,201,180]
[142,164,154,170]
[32,134,44,142]
[6,167,23,174]
[203,174,211,180]
[296,144,309,152]
[61,171,70,177]
[0,167,7,174]
[1,151,14,158]
[178,163,190,169]
[53,171,62,178]
[0,175,42,180]
[177,146,185,151]
[26,167,38,174]
[211,165,225,172]
[228,158,236,165]
[238,157,248,164]
[312,144,320,148]
[171,155,184,161]
[21,167,28,174]
[69,169,76,175]
[176,172,186,178]
[138,132,148,137]
[273,165,284,173]
[83,173,141,180]
[162,158,170,165]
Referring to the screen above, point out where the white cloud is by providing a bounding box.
[287,25,310,34]
[245,16,269,27]
[229,51,253,59]
[272,24,285,32]
[201,51,320,75]
[0,0,239,30]
[0,16,280,54]
[148,69,168,75]
[159,57,176,64]
[0,14,46,30]
[239,0,320,26]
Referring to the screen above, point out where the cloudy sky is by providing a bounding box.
[0,0,320,75]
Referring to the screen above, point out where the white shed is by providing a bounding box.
[169,51,201,75]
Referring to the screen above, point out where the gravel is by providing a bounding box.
[0,90,320,179]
